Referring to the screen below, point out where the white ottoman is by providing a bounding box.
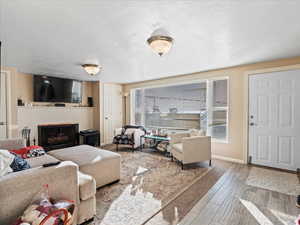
[49,145,121,188]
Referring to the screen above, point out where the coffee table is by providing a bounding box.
[140,135,170,153]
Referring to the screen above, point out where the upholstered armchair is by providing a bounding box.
[169,130,211,169]
[113,125,146,151]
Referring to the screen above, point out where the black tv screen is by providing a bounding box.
[33,75,82,103]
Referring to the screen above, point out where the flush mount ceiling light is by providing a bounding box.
[82,64,101,76]
[147,28,173,56]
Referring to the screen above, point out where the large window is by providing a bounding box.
[131,78,228,142]
[207,79,228,141]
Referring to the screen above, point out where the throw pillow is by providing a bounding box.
[190,129,205,137]
[10,145,45,159]
[9,152,31,172]
[0,150,15,176]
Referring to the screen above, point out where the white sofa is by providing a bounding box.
[0,139,121,225]
[169,131,211,169]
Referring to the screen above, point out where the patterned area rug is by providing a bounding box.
[93,147,211,225]
[246,167,300,196]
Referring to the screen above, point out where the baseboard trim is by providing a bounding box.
[212,155,245,164]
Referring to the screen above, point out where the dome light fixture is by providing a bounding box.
[147,28,173,56]
[82,64,101,76]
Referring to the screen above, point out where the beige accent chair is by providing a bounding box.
[169,130,211,169]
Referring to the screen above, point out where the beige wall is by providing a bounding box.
[17,106,95,143]
[123,56,300,162]
[2,67,100,138]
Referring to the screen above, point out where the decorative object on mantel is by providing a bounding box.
[82,64,102,75]
[17,98,24,106]
[147,28,173,56]
[21,127,31,147]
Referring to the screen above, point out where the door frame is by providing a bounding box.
[0,70,12,138]
[243,64,300,164]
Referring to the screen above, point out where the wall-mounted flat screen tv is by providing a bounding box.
[33,75,82,103]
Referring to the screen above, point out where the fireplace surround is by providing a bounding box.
[38,123,79,151]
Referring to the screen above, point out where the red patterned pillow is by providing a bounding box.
[10,146,45,159]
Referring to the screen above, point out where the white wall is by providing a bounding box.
[17,106,95,143]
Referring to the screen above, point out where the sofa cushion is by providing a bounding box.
[0,138,26,151]
[78,171,96,201]
[25,154,60,168]
[48,145,121,188]
[172,143,183,153]
[48,145,120,166]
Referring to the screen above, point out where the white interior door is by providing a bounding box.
[0,71,7,139]
[103,83,123,144]
[249,69,300,171]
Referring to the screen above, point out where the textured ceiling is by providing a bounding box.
[1,0,300,83]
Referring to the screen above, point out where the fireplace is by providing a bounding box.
[38,123,79,151]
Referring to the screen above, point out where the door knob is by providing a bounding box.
[0,122,6,126]
[249,122,256,126]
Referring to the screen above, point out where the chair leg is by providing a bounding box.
[181,162,184,170]
[209,159,212,166]
[171,155,174,162]
[132,144,135,152]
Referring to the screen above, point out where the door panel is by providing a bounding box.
[279,94,293,128]
[256,135,270,161]
[103,83,123,144]
[257,95,269,127]
[249,69,300,171]
[278,136,293,165]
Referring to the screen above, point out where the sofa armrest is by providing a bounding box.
[0,161,79,225]
[0,138,26,150]
[182,136,211,161]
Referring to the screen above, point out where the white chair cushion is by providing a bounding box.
[172,143,183,153]
[190,129,205,137]
[124,128,136,135]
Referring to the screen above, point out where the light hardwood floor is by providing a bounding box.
[145,163,300,225]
